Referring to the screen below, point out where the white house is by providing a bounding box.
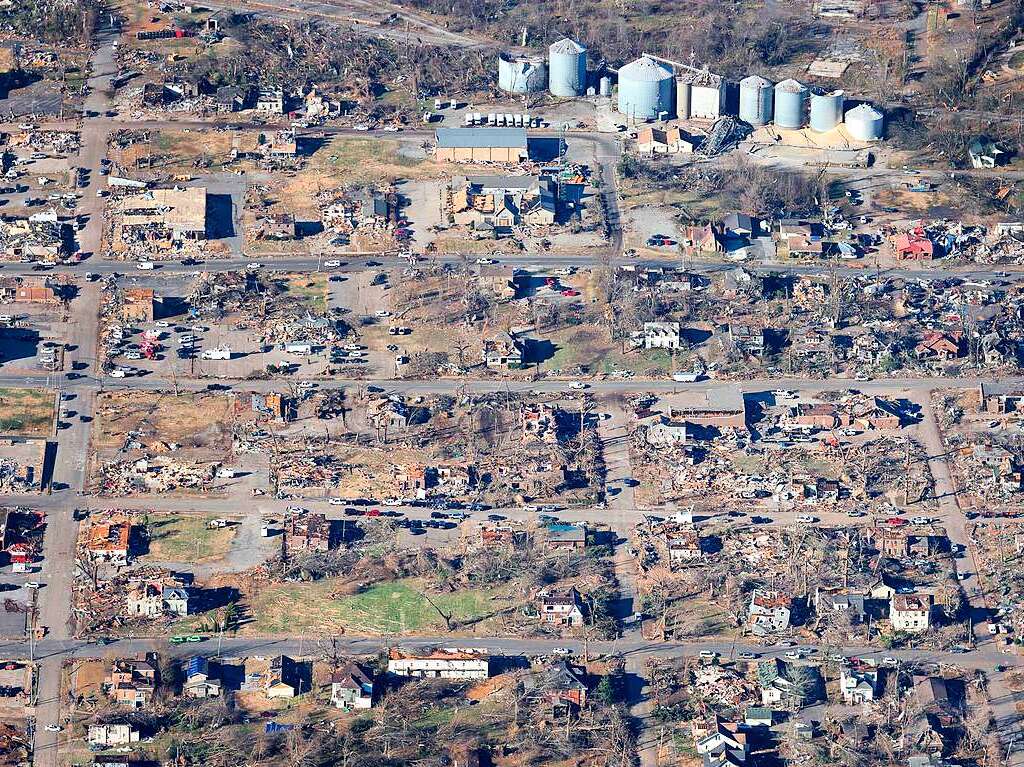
[839,664,878,704]
[88,723,140,747]
[640,321,682,350]
[891,593,932,633]
[387,648,490,680]
[748,589,792,636]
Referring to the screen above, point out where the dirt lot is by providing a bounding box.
[91,391,236,453]
[0,388,53,436]
[146,514,240,563]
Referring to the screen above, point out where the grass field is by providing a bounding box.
[284,273,328,313]
[248,577,499,635]
[146,514,237,562]
[0,388,53,436]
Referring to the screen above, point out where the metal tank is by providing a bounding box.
[497,53,547,94]
[548,38,587,97]
[809,89,844,132]
[773,78,808,129]
[617,55,674,121]
[675,76,691,119]
[845,103,884,141]
[738,75,773,126]
[599,76,612,97]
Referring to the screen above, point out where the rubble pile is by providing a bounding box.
[96,457,217,496]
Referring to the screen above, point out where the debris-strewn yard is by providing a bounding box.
[0,388,53,436]
[145,514,239,563]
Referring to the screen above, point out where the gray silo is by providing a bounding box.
[617,55,674,121]
[845,103,884,141]
[773,78,808,129]
[599,76,612,97]
[548,38,587,97]
[809,89,844,132]
[676,76,691,119]
[739,75,773,126]
[498,53,548,94]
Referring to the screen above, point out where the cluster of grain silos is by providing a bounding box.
[548,38,587,97]
[617,55,675,120]
[497,52,548,94]
[738,75,773,126]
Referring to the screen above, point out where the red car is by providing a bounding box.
[366,509,382,517]
[885,516,908,526]
[561,289,580,297]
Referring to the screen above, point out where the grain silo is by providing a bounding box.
[599,76,612,97]
[845,103,884,141]
[809,89,844,132]
[689,69,724,119]
[497,52,547,94]
[675,76,691,119]
[739,75,773,126]
[617,55,674,120]
[548,38,587,97]
[773,78,808,129]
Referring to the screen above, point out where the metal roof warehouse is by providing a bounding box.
[435,127,528,163]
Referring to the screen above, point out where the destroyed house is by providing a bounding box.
[118,188,207,242]
[915,331,962,361]
[121,288,155,322]
[526,661,588,714]
[482,331,525,368]
[215,85,252,112]
[545,524,586,550]
[748,589,792,635]
[126,581,190,618]
[267,655,302,697]
[283,511,331,554]
[84,516,132,566]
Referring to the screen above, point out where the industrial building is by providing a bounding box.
[548,38,587,97]
[498,52,547,94]
[681,69,725,120]
[617,56,674,121]
[117,187,208,242]
[434,127,529,163]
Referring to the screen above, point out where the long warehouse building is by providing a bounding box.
[434,127,529,163]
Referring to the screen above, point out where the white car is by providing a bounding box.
[323,260,341,268]
[522,504,540,512]
[297,381,316,389]
[154,321,170,328]
[475,257,498,265]
[911,516,931,525]
[552,647,573,656]
[44,724,61,732]
[24,582,40,589]
[124,351,142,360]
[382,498,402,506]
[344,344,362,351]
[109,369,126,378]
[286,506,306,514]
[375,310,392,318]
[698,650,719,660]
[136,261,154,270]
[569,382,588,390]
[795,515,817,524]
[738,651,759,660]
[383,125,401,132]
[881,656,899,667]
[353,124,370,131]
[328,498,344,506]
[246,262,262,270]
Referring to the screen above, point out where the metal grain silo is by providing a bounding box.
[809,89,844,132]
[675,76,691,119]
[739,75,773,126]
[845,103,884,141]
[548,38,587,97]
[617,55,674,121]
[599,76,612,97]
[773,78,807,129]
[498,53,547,94]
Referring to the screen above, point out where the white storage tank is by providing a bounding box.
[739,75,773,126]
[845,103,884,141]
[809,89,844,132]
[497,52,547,94]
[675,77,691,119]
[599,76,612,97]
[617,55,674,121]
[689,70,724,119]
[773,78,808,129]
[548,38,587,97]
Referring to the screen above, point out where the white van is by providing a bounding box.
[136,261,154,270]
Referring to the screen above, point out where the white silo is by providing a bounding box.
[739,75,773,126]
[845,103,884,141]
[809,89,844,132]
[548,38,587,97]
[497,52,547,94]
[675,76,691,119]
[690,70,724,119]
[617,56,674,121]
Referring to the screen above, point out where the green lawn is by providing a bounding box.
[0,388,53,436]
[284,273,328,313]
[146,514,237,562]
[249,577,499,635]
[310,137,424,185]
